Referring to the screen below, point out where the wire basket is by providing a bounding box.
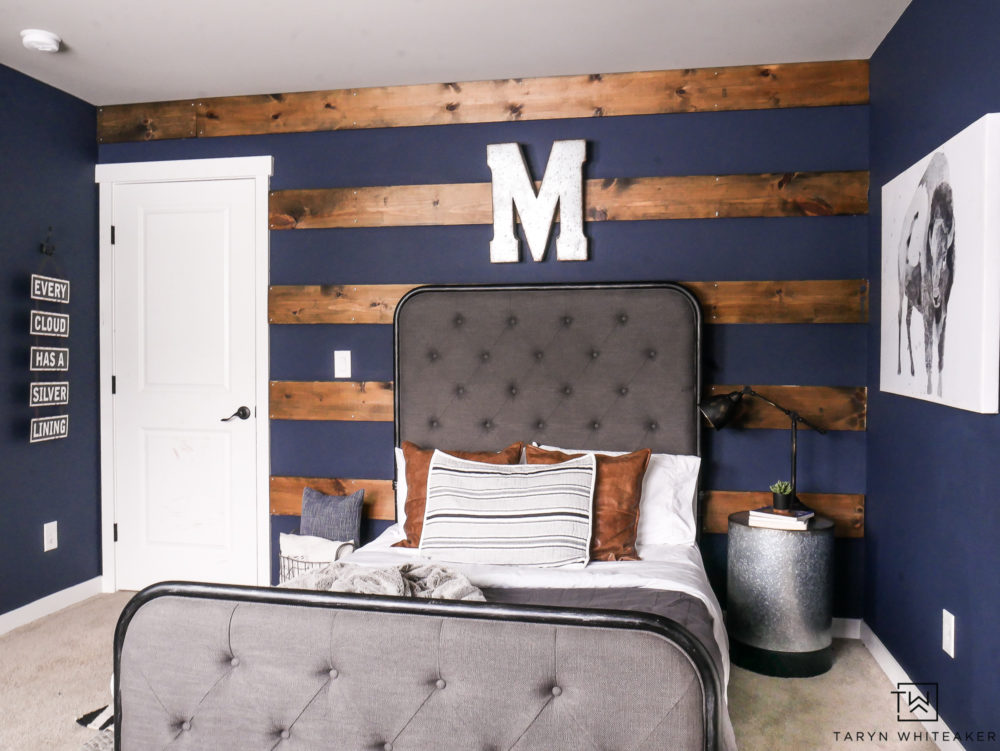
[278,540,355,584]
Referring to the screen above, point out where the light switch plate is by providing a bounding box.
[942,609,955,658]
[43,521,58,552]
[334,350,351,379]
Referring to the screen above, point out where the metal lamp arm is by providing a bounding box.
[741,386,828,434]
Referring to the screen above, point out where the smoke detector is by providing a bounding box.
[21,29,61,53]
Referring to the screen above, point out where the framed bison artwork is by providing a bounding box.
[880,113,1000,413]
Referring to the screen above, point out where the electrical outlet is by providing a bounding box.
[43,521,58,552]
[942,609,955,658]
[334,350,351,379]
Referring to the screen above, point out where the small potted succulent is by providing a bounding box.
[769,480,794,511]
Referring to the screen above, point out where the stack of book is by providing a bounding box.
[747,506,815,530]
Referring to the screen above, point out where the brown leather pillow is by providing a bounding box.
[525,445,651,561]
[393,440,525,548]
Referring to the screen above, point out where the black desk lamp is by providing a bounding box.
[699,386,827,509]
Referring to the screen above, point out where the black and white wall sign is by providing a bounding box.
[30,415,69,443]
[30,346,69,371]
[29,381,69,407]
[30,274,70,304]
[29,309,70,338]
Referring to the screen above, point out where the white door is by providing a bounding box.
[111,178,258,589]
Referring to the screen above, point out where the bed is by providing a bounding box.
[114,283,736,751]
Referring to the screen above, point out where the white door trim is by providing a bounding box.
[95,156,273,591]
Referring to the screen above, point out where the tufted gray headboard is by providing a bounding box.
[394,283,702,456]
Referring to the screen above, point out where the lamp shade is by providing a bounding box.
[699,391,744,430]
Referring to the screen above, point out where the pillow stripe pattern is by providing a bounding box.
[420,451,596,567]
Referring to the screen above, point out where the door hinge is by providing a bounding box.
[113,523,118,542]
[111,375,116,394]
[110,225,116,245]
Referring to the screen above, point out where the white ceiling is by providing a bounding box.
[0,0,911,106]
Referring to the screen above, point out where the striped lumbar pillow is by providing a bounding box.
[419,450,596,567]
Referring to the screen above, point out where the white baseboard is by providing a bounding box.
[0,577,104,637]
[861,621,965,751]
[832,617,861,639]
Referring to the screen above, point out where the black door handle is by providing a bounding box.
[221,406,251,422]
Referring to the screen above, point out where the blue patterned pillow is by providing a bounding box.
[301,487,364,543]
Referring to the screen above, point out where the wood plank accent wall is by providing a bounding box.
[269,280,869,326]
[703,491,864,538]
[270,381,867,432]
[97,60,868,143]
[269,171,868,230]
[269,478,863,538]
[270,477,396,522]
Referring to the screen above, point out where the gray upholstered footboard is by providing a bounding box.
[115,582,720,750]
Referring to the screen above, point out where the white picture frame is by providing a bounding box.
[880,113,1000,413]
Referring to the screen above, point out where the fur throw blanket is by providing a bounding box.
[279,561,485,601]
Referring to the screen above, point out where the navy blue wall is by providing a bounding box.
[0,65,99,615]
[101,101,868,613]
[868,0,1000,732]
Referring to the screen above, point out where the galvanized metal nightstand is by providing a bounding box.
[726,511,834,677]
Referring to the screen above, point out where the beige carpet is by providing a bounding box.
[2,594,941,751]
[0,591,132,751]
[729,639,939,750]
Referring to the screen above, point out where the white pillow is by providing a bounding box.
[394,446,408,524]
[419,450,596,567]
[536,444,701,546]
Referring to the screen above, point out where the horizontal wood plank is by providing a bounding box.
[270,381,865,432]
[269,284,415,324]
[270,381,394,421]
[268,280,868,325]
[706,385,867,431]
[97,100,197,142]
[270,476,395,519]
[269,171,868,230]
[98,60,868,143]
[703,490,864,538]
[271,478,863,538]
[687,279,869,324]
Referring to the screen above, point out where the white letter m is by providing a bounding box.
[487,139,587,263]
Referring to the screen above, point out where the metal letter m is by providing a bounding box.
[487,140,587,263]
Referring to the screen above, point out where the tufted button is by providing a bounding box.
[647,349,657,359]
[590,349,600,359]
[280,729,290,740]
[562,386,573,396]
[534,351,544,361]
[480,351,491,363]
[507,316,518,327]
[329,668,339,679]
[509,384,518,396]
[536,420,546,430]
[591,421,601,431]
[428,350,439,362]
[384,744,394,751]
[619,386,629,396]
[482,419,493,430]
[435,678,446,689]
[618,313,629,324]
[429,418,439,429]
[454,314,464,327]
[455,385,465,396]
[181,721,191,732]
[562,316,573,327]
[648,421,659,431]
[230,657,240,667]
[551,686,563,697]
